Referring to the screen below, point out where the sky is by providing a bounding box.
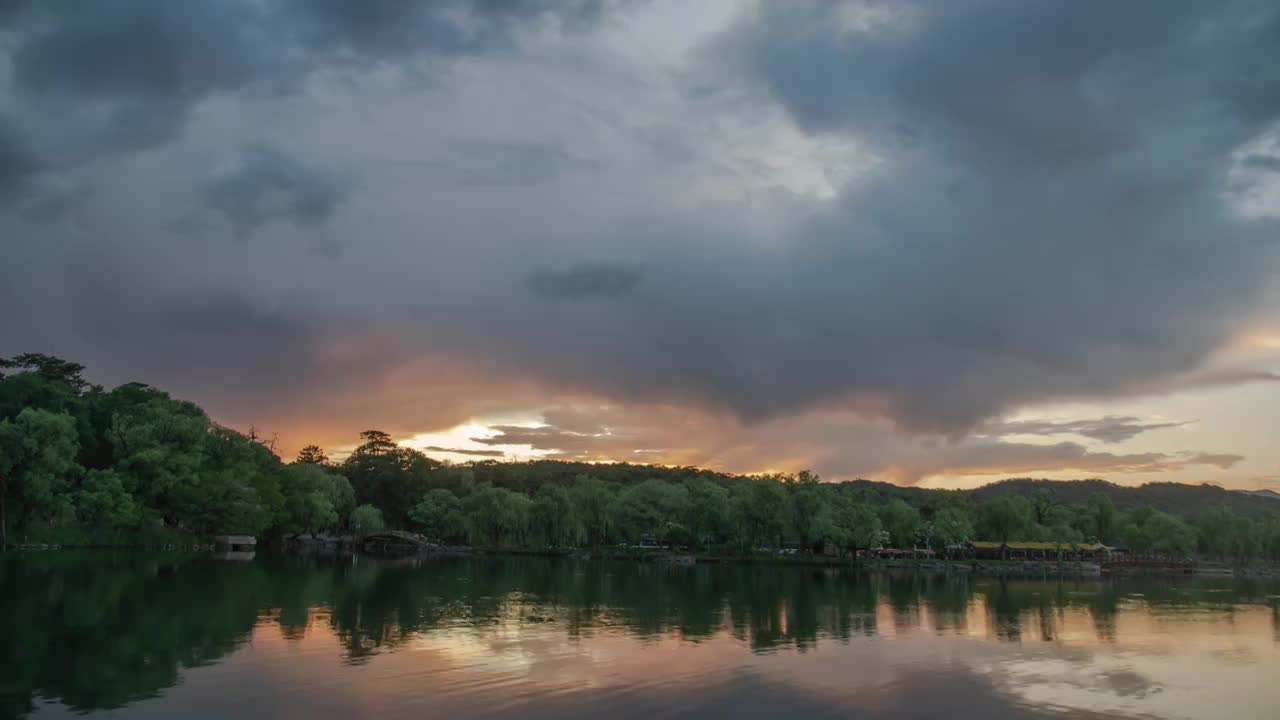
[1,0,1278,490]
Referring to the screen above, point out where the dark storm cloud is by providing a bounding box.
[732,1,1280,170]
[0,0,28,20]
[1,0,1279,453]
[0,0,622,200]
[543,0,1279,430]
[1244,154,1280,173]
[3,0,276,173]
[10,2,264,99]
[289,0,621,59]
[0,118,38,199]
[528,263,643,299]
[67,275,317,395]
[389,0,1280,433]
[451,142,600,186]
[421,0,1280,434]
[983,416,1192,444]
[0,242,335,428]
[203,146,349,236]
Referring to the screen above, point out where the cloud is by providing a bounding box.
[450,142,600,186]
[527,263,644,299]
[470,404,736,465]
[982,416,1192,443]
[3,0,276,175]
[629,0,1280,430]
[726,1,1280,161]
[287,0,621,59]
[1,0,1278,475]
[10,2,264,99]
[0,0,622,201]
[202,146,349,237]
[1171,369,1280,388]
[422,446,506,458]
[1243,154,1280,173]
[62,278,326,408]
[0,117,40,200]
[473,424,609,451]
[465,404,1244,485]
[1184,452,1246,470]
[887,444,1244,485]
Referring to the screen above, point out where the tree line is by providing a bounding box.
[2,354,1279,562]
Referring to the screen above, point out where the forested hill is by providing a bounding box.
[968,478,1280,518]
[462,463,1280,519]
[821,477,1280,520]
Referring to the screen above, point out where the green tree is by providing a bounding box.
[1046,519,1084,553]
[612,479,690,545]
[830,494,884,553]
[978,494,1033,545]
[354,430,396,455]
[570,475,616,550]
[1031,489,1057,526]
[684,478,729,551]
[0,408,81,544]
[197,426,282,534]
[1119,506,1154,552]
[462,485,530,546]
[1262,517,1280,563]
[1121,507,1197,557]
[411,488,467,543]
[788,472,834,552]
[341,430,442,528]
[1085,492,1118,543]
[74,469,139,530]
[880,499,921,549]
[1196,503,1257,561]
[932,506,975,547]
[277,463,354,535]
[295,445,330,465]
[0,367,89,446]
[530,483,579,547]
[107,394,211,526]
[350,504,385,533]
[1144,511,1197,557]
[78,382,158,471]
[729,478,788,551]
[0,354,90,392]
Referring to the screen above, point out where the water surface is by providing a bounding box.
[3,553,1278,719]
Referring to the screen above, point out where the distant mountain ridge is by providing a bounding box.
[458,460,1280,520]
[831,477,1280,519]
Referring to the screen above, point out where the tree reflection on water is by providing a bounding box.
[2,552,1277,717]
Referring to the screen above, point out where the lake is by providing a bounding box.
[2,553,1278,719]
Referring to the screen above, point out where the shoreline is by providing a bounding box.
[10,542,1279,578]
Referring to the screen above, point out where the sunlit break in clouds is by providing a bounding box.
[2,0,1279,487]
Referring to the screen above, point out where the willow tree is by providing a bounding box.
[0,408,81,545]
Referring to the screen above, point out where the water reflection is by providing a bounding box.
[2,553,1278,719]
